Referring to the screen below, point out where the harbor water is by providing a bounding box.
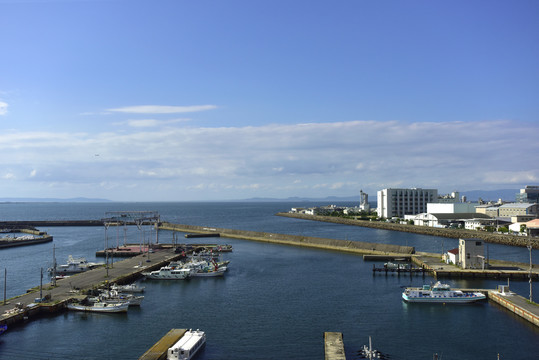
[0,202,538,359]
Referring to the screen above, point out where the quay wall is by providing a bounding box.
[488,291,539,327]
[0,235,53,248]
[159,222,415,255]
[277,213,539,249]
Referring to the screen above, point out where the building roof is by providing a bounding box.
[525,219,539,228]
[448,248,459,255]
[430,213,491,220]
[499,203,536,209]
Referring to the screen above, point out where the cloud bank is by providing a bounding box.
[0,120,537,201]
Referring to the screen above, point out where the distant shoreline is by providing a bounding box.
[276,212,539,249]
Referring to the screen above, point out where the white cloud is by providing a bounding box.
[1,119,537,200]
[107,105,217,114]
[117,118,191,128]
[0,101,8,115]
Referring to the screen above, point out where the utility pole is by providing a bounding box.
[528,240,533,303]
[40,267,43,300]
[3,268,6,305]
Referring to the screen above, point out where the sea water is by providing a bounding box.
[0,202,537,359]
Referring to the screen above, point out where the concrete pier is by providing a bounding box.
[0,248,183,327]
[324,332,346,360]
[139,329,187,360]
[159,222,415,256]
[488,290,539,327]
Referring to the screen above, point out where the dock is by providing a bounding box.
[488,289,539,327]
[0,247,183,327]
[324,332,346,360]
[139,329,187,360]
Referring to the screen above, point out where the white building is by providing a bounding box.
[459,238,485,269]
[377,188,438,219]
[427,202,480,214]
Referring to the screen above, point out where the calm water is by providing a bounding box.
[0,202,538,359]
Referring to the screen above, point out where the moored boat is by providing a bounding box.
[0,324,7,336]
[67,301,129,313]
[48,255,104,275]
[110,283,145,293]
[94,290,144,306]
[168,329,206,360]
[142,266,191,280]
[402,282,486,303]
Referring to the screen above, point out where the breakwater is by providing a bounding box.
[158,222,415,255]
[276,213,539,249]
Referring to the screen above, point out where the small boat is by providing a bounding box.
[402,281,487,303]
[67,301,129,313]
[0,324,7,336]
[142,266,191,280]
[94,290,144,306]
[180,259,227,277]
[110,283,145,293]
[168,329,206,360]
[48,255,104,274]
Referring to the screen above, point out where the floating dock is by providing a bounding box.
[139,329,187,360]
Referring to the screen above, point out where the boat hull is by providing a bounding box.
[402,292,486,303]
[67,302,129,313]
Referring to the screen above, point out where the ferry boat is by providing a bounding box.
[168,329,206,360]
[142,266,191,280]
[402,282,486,303]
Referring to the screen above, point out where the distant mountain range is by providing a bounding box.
[244,189,521,203]
[0,189,521,203]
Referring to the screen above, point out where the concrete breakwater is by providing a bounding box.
[276,213,539,249]
[158,222,415,255]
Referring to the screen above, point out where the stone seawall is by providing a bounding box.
[276,213,539,249]
[159,222,415,255]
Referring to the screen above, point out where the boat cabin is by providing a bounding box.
[167,329,206,360]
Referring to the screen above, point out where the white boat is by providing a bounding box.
[95,290,144,306]
[180,259,227,277]
[67,301,129,313]
[402,282,487,303]
[110,283,145,293]
[168,329,206,360]
[49,255,104,274]
[142,266,191,280]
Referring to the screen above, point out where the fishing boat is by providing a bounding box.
[168,329,206,360]
[402,282,487,303]
[94,290,144,306]
[142,266,191,280]
[110,283,145,293]
[180,259,227,277]
[67,301,129,313]
[48,255,104,274]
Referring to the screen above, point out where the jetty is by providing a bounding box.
[0,228,53,248]
[0,247,183,327]
[276,212,539,249]
[139,329,187,360]
[324,332,346,360]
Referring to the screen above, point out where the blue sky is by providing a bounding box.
[1,0,538,201]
